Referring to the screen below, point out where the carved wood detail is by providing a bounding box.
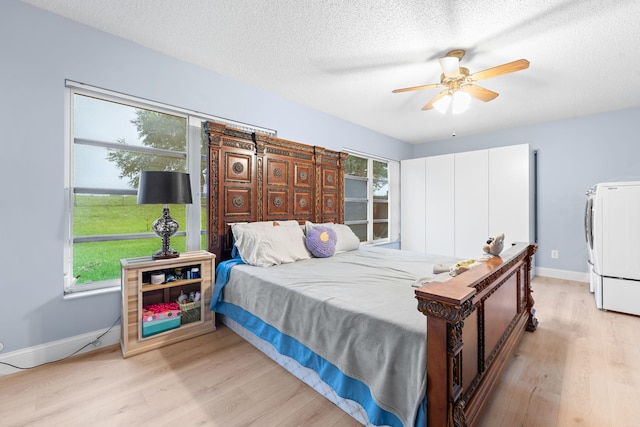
[257,155,264,221]
[205,122,345,262]
[223,139,255,151]
[294,163,312,187]
[208,148,219,247]
[225,153,252,182]
[294,191,313,216]
[417,298,474,323]
[266,158,288,186]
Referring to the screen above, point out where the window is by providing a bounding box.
[344,153,390,243]
[65,82,274,295]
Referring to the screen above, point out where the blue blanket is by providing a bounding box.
[210,256,245,309]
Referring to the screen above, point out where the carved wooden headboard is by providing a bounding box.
[205,122,347,263]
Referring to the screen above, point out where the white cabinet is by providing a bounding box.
[488,144,530,245]
[455,150,489,259]
[425,154,455,255]
[400,157,426,252]
[401,144,529,258]
[401,154,455,255]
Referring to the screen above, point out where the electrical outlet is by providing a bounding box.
[551,250,559,259]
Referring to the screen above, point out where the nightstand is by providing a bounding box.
[120,250,216,357]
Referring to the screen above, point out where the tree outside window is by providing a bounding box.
[344,154,389,243]
[69,93,204,292]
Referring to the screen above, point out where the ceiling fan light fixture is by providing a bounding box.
[439,56,460,78]
[433,94,452,113]
[433,90,471,114]
[393,49,528,113]
[452,90,471,114]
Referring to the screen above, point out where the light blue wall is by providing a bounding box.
[413,107,640,274]
[0,1,412,354]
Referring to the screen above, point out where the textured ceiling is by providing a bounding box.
[21,0,640,144]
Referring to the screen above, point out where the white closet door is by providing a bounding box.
[455,150,489,259]
[400,157,426,252]
[489,144,530,246]
[425,154,455,256]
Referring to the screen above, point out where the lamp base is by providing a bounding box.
[151,206,181,260]
[151,248,180,260]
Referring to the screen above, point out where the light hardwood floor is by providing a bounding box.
[1,277,639,427]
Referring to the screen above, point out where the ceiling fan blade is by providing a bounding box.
[461,84,499,102]
[422,90,449,111]
[392,83,441,93]
[470,59,530,81]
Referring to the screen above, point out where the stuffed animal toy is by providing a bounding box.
[450,259,475,276]
[306,225,337,258]
[483,233,505,256]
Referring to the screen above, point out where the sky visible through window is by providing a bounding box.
[74,95,142,190]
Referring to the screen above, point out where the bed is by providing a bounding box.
[205,123,538,427]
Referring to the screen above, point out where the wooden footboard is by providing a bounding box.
[415,242,537,427]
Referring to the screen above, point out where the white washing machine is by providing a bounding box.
[584,185,602,307]
[586,182,640,316]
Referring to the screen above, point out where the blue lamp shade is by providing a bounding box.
[137,171,193,259]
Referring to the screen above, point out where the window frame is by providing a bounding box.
[343,151,391,245]
[63,81,275,296]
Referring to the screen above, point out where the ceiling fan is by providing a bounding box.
[392,49,530,112]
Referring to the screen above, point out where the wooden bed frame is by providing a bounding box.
[416,243,537,427]
[205,122,538,427]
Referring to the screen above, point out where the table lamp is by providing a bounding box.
[137,171,193,259]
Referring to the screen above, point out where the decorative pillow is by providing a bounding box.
[306,226,337,258]
[304,221,360,253]
[232,222,310,267]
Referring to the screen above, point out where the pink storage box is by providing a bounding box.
[141,309,181,337]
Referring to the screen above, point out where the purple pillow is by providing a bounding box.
[305,226,337,258]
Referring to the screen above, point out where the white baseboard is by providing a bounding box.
[535,267,589,283]
[0,326,120,377]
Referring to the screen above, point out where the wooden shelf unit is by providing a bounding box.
[120,250,216,358]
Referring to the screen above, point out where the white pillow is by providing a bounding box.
[232,222,310,267]
[304,221,360,253]
[232,220,300,230]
